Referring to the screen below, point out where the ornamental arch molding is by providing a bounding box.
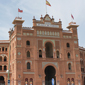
[42,62,58,77]
[42,62,58,69]
[0,54,8,57]
[43,39,55,47]
[25,60,32,65]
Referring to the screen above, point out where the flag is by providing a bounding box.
[18,8,23,13]
[46,0,51,6]
[71,14,74,19]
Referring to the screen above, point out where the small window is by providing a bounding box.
[56,51,59,58]
[26,41,30,45]
[4,56,7,61]
[4,66,7,70]
[67,43,70,48]
[30,78,33,85]
[68,63,71,70]
[0,66,2,70]
[5,48,7,51]
[0,57,2,62]
[81,68,84,72]
[80,60,83,64]
[71,78,74,84]
[25,78,28,85]
[39,50,42,58]
[68,53,70,59]
[67,78,70,82]
[27,51,30,57]
[2,47,4,51]
[27,62,30,69]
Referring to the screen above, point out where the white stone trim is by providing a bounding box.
[0,54,8,57]
[25,60,32,65]
[23,72,34,74]
[66,72,75,74]
[42,62,58,68]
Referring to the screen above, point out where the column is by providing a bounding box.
[37,51,39,58]
[53,48,56,58]
[2,65,4,71]
[42,47,46,58]
[2,56,4,62]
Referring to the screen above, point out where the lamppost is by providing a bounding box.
[8,29,13,85]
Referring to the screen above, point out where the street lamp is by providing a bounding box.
[8,29,13,85]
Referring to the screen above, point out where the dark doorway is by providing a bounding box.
[45,42,53,58]
[45,66,56,85]
[84,77,85,85]
[0,76,5,85]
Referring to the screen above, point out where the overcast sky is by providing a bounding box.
[0,0,85,47]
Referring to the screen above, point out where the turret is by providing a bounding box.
[12,17,24,35]
[67,22,79,38]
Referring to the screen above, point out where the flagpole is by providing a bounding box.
[46,0,47,14]
[18,11,19,17]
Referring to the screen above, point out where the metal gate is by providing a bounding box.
[0,83,5,85]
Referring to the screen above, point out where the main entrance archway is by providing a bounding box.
[45,66,56,85]
[0,76,5,85]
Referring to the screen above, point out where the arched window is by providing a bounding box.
[67,43,70,48]
[0,66,2,70]
[68,53,70,59]
[71,78,74,82]
[25,78,28,85]
[67,78,70,82]
[81,68,84,72]
[4,56,7,61]
[26,41,30,45]
[4,66,7,70]
[27,51,30,57]
[56,51,59,58]
[39,50,42,58]
[30,78,33,85]
[0,56,2,61]
[68,63,71,70]
[67,78,70,84]
[45,42,53,58]
[80,52,83,57]
[0,76,5,84]
[71,78,74,84]
[5,48,7,51]
[2,47,4,51]
[27,62,30,69]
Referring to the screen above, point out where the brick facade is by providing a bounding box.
[0,14,84,85]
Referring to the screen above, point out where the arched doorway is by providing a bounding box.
[0,76,5,85]
[45,66,56,85]
[45,42,53,58]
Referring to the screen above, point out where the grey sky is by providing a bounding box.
[0,0,85,47]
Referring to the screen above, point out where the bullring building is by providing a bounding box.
[0,14,84,85]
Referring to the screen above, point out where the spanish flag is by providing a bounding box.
[46,0,51,6]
